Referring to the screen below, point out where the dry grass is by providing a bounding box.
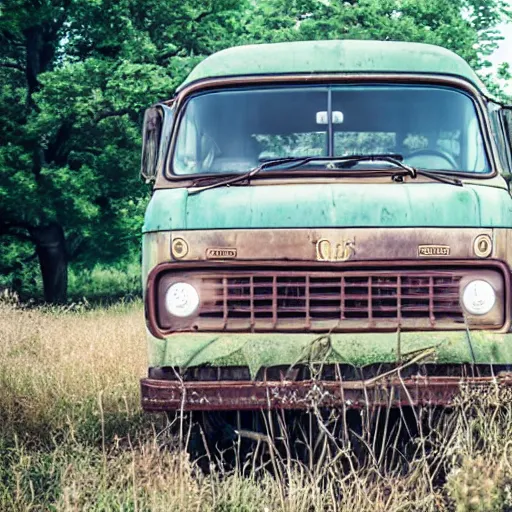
[2,301,512,511]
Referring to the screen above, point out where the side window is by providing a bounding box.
[503,108,512,170]
[437,131,461,157]
[334,132,396,155]
[175,116,199,173]
[255,133,327,159]
[467,117,487,172]
[488,102,512,173]
[403,134,428,152]
[402,132,461,158]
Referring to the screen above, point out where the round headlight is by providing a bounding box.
[462,280,496,316]
[165,282,200,317]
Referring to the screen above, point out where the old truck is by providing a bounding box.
[139,40,512,419]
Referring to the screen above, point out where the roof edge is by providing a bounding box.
[177,40,490,97]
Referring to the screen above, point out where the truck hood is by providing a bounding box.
[143,182,512,232]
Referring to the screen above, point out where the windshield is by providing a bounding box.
[172,85,491,175]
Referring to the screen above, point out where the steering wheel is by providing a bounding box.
[405,149,458,170]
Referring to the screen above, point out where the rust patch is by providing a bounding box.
[166,228,490,262]
[145,259,511,338]
[140,373,512,411]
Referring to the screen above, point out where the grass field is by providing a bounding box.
[2,300,512,511]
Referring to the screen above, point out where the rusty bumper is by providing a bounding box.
[140,374,512,411]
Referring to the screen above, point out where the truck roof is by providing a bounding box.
[178,39,488,94]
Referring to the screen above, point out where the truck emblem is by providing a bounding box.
[206,247,237,259]
[418,245,450,257]
[315,238,355,262]
[171,237,189,259]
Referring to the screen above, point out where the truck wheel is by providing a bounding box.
[186,410,340,471]
[187,411,260,471]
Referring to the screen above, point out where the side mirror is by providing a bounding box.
[140,104,174,183]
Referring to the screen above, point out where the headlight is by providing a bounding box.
[462,280,496,315]
[165,282,200,317]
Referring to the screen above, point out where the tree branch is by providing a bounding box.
[0,62,25,72]
[0,221,34,241]
[156,48,180,65]
[194,10,214,24]
[67,234,85,260]
[94,108,131,123]
[45,120,74,166]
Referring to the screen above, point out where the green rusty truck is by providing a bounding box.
[139,39,512,416]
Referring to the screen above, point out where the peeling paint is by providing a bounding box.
[148,331,512,378]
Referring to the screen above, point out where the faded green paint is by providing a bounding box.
[178,40,489,95]
[143,40,512,380]
[148,331,512,377]
[143,179,512,373]
[142,231,171,295]
[143,180,512,233]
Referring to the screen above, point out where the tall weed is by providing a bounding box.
[2,303,512,511]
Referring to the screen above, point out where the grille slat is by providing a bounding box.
[272,276,277,329]
[249,275,255,330]
[203,281,462,291]
[305,274,311,329]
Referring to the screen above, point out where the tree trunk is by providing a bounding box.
[30,223,68,303]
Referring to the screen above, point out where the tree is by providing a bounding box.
[0,0,510,302]
[239,0,510,72]
[0,0,243,302]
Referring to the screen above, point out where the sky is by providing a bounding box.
[490,0,512,68]
[490,19,512,69]
[488,4,512,94]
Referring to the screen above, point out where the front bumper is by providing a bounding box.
[143,330,512,411]
[141,373,512,411]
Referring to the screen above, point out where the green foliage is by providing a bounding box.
[0,0,245,300]
[239,0,510,71]
[0,0,510,301]
[68,261,142,301]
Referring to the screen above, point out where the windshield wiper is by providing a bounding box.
[399,168,462,186]
[330,155,463,186]
[189,155,406,194]
[188,157,324,194]
[188,154,462,195]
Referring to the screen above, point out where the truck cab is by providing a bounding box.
[140,40,512,413]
